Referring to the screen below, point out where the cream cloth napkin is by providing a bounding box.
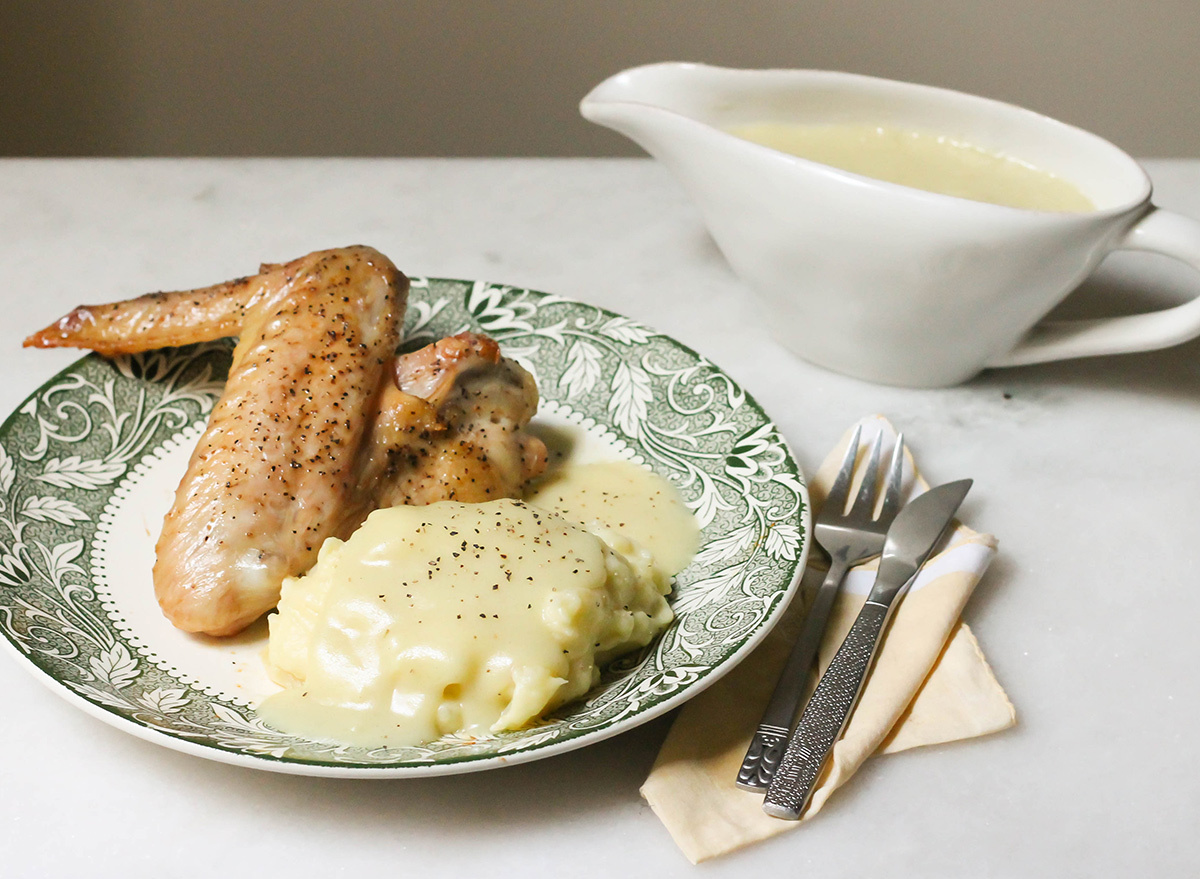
[641,415,1014,863]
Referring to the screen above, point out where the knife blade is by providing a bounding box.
[761,478,972,820]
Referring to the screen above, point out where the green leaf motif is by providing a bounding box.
[559,340,603,400]
[89,643,139,689]
[0,443,14,495]
[608,361,653,437]
[36,456,126,490]
[20,496,90,525]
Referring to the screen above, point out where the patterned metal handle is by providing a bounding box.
[736,724,790,790]
[762,601,890,820]
[736,562,847,791]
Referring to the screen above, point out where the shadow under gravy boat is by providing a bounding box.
[581,62,1200,387]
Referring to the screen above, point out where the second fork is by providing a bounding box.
[735,425,905,791]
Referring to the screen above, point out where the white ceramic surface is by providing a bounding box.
[581,64,1200,387]
[2,158,1200,878]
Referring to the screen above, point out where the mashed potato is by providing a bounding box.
[258,497,675,748]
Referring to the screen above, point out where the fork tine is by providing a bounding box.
[848,431,883,518]
[877,433,905,524]
[825,424,862,515]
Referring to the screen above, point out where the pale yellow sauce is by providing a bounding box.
[258,462,697,748]
[725,122,1093,212]
[526,460,700,577]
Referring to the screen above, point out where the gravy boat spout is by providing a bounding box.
[579,63,827,279]
[579,63,1200,388]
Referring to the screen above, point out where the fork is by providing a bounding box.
[735,425,905,791]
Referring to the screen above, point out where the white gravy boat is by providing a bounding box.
[581,63,1200,387]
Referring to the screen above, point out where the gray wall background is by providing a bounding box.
[2,0,1197,158]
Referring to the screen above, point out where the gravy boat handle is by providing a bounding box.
[989,207,1200,367]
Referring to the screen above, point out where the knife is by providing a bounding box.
[761,478,972,820]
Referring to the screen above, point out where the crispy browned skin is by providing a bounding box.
[153,247,407,635]
[358,333,547,508]
[25,251,547,637]
[24,275,265,355]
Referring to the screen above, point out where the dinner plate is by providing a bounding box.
[0,277,808,776]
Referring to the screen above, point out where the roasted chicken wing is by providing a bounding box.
[26,272,265,355]
[24,248,546,636]
[364,333,547,508]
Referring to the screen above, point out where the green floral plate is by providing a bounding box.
[0,278,808,776]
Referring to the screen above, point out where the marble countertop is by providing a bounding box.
[2,158,1199,877]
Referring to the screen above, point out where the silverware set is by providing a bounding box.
[736,427,971,820]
